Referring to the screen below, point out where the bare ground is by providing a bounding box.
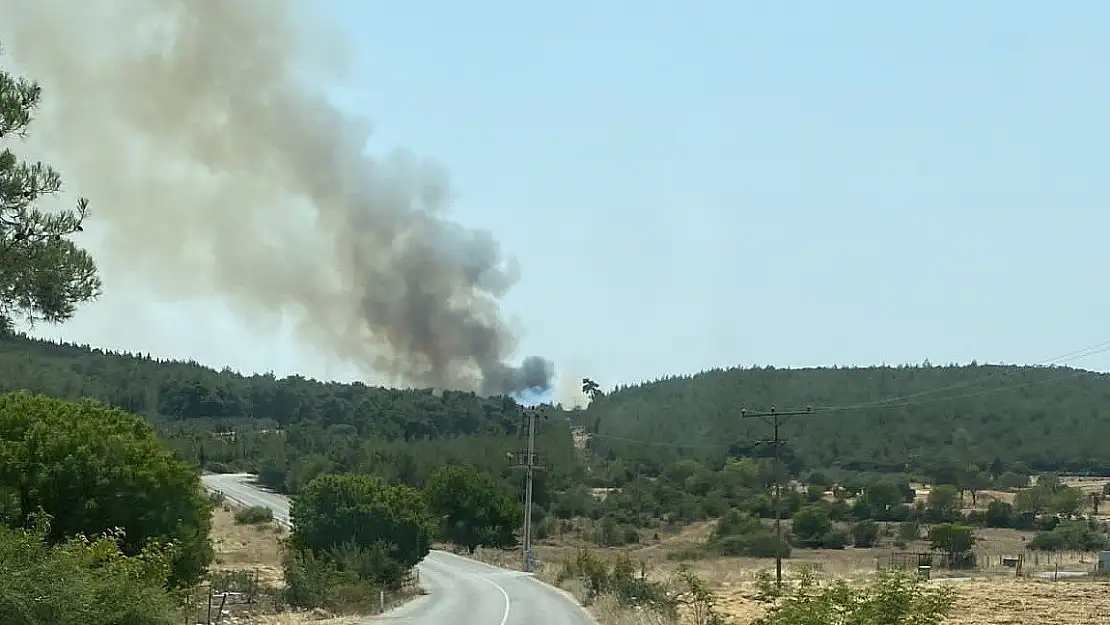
[200,504,360,625]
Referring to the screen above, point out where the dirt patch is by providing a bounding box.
[210,503,287,587]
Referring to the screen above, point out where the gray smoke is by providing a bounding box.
[0,0,553,395]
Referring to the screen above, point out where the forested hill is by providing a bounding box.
[583,364,1110,475]
[0,332,526,439]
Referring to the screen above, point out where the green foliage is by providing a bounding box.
[984,500,1013,528]
[0,391,212,586]
[424,464,523,552]
[710,510,791,558]
[234,505,274,525]
[995,471,1029,490]
[282,546,390,612]
[0,55,100,327]
[850,520,879,548]
[583,364,1110,476]
[791,505,831,546]
[927,523,975,555]
[290,473,432,589]
[753,569,955,625]
[0,522,179,625]
[923,485,961,522]
[1028,520,1109,552]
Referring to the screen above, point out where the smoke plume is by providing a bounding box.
[0,0,553,395]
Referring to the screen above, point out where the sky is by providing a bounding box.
[26,1,1110,396]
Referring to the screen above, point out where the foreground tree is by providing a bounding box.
[290,473,432,589]
[0,51,100,331]
[0,391,212,586]
[425,464,523,552]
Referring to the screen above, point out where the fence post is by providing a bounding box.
[379,589,385,612]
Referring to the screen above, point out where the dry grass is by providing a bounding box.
[459,517,1110,625]
[210,503,287,587]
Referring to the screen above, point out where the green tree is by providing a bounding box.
[0,391,212,586]
[984,500,1012,528]
[928,523,975,556]
[860,480,905,519]
[851,520,879,548]
[1014,486,1051,516]
[791,505,832,547]
[290,473,432,588]
[424,464,523,552]
[0,54,100,329]
[1051,485,1085,518]
[925,485,961,522]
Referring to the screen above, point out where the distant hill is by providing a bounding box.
[8,331,1110,478]
[580,364,1110,475]
[0,332,526,440]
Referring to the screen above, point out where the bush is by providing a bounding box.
[1029,520,1109,552]
[234,506,274,525]
[851,521,879,547]
[897,520,920,542]
[984,501,1012,528]
[716,532,792,558]
[0,522,180,625]
[818,529,849,550]
[753,569,955,625]
[290,474,432,591]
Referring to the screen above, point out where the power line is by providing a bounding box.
[584,338,1110,450]
[740,406,812,588]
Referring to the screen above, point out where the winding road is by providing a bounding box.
[202,473,596,625]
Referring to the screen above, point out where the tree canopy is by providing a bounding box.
[425,463,523,552]
[582,364,1110,476]
[0,391,212,586]
[290,473,433,589]
[0,52,100,330]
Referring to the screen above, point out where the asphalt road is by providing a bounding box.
[202,473,596,625]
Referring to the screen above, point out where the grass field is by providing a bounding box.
[465,513,1110,625]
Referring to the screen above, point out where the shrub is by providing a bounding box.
[234,506,274,525]
[0,522,180,625]
[851,521,879,547]
[753,569,955,625]
[290,473,432,590]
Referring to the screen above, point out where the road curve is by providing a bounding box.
[202,473,596,625]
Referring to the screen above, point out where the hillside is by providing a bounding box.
[0,332,526,438]
[0,332,583,497]
[582,364,1110,476]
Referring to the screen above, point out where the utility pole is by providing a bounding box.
[741,405,812,588]
[510,408,544,572]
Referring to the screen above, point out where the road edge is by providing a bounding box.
[430,550,599,625]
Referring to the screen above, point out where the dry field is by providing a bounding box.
[200,504,359,625]
[464,515,1110,625]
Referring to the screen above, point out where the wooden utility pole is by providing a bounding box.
[741,405,812,588]
[510,408,544,572]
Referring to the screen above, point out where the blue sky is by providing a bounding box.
[32,1,1110,393]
